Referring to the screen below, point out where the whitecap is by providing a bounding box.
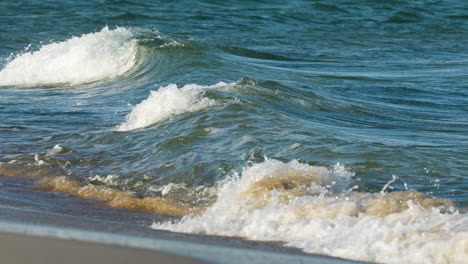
[116,82,230,131]
[0,27,138,86]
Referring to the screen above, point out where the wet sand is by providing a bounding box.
[0,232,205,264]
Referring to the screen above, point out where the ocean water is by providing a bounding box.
[0,0,467,263]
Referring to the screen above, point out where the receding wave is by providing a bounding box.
[0,27,139,86]
[116,82,233,131]
[153,159,467,264]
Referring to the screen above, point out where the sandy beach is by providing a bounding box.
[1,232,205,264]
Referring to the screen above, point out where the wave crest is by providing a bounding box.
[116,82,231,131]
[0,27,138,86]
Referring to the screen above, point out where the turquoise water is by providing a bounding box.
[0,1,467,263]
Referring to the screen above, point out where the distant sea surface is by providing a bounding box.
[0,1,467,263]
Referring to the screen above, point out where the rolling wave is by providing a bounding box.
[116,82,232,131]
[0,27,140,86]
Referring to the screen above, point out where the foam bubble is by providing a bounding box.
[0,27,138,86]
[153,159,466,264]
[116,82,229,131]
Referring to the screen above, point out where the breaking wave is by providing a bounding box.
[1,149,467,263]
[153,159,467,264]
[0,27,139,86]
[116,82,233,131]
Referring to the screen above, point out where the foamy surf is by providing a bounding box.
[153,159,467,264]
[116,82,232,131]
[0,27,138,86]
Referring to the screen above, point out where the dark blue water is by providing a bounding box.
[0,1,467,263]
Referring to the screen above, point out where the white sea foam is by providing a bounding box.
[0,27,138,86]
[88,174,120,187]
[153,159,467,264]
[116,82,229,131]
[34,154,46,166]
[45,144,67,156]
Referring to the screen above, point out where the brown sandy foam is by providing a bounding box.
[0,232,205,264]
[242,172,454,217]
[0,163,205,216]
[36,176,206,216]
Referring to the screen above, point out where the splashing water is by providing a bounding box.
[153,159,467,264]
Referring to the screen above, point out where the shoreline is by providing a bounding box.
[0,220,363,264]
[0,176,363,264]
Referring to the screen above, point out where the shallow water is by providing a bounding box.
[0,1,467,263]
